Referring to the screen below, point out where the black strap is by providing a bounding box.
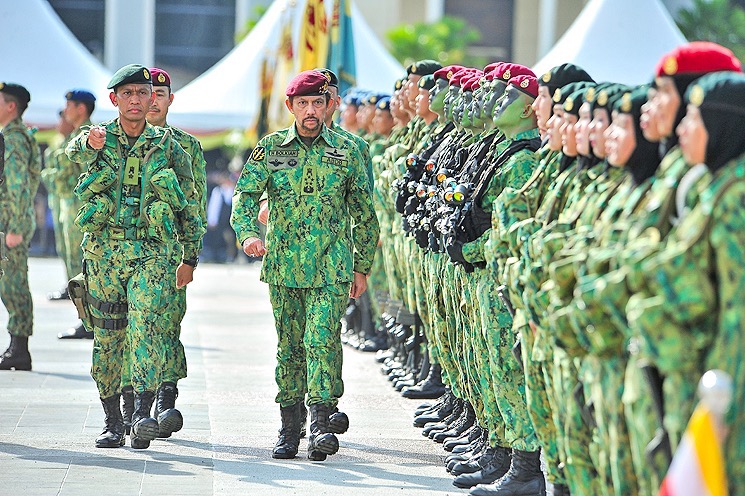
[90,315,128,330]
[85,292,128,314]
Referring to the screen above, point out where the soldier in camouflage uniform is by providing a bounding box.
[0,83,41,371]
[231,70,379,462]
[56,90,97,339]
[110,67,207,439]
[66,64,204,450]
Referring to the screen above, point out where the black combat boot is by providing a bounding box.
[422,397,462,435]
[272,403,303,459]
[433,401,475,443]
[307,404,339,461]
[469,449,546,496]
[131,391,159,449]
[121,385,135,435]
[414,391,450,418]
[95,394,125,448]
[444,423,482,452]
[154,382,183,438]
[328,407,349,434]
[451,445,496,476]
[401,363,447,399]
[552,483,571,495]
[0,336,31,371]
[453,445,511,489]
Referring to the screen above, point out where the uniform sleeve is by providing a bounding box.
[359,138,374,191]
[186,135,208,228]
[169,137,205,260]
[65,126,99,166]
[230,141,270,244]
[347,146,380,274]
[3,132,33,233]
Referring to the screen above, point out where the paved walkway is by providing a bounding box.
[0,258,462,496]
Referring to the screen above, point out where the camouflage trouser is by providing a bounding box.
[49,192,67,266]
[366,244,386,319]
[59,196,84,280]
[585,355,638,496]
[477,273,538,451]
[269,283,349,408]
[86,239,177,397]
[622,355,660,496]
[457,270,486,420]
[550,348,600,496]
[0,238,33,337]
[120,283,187,388]
[379,223,404,303]
[517,309,565,484]
[427,254,460,395]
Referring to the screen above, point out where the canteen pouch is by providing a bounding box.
[145,200,176,239]
[150,168,187,211]
[74,166,117,202]
[74,194,114,233]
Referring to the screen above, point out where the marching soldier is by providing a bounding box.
[66,64,204,449]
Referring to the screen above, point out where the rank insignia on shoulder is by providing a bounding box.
[251,146,266,162]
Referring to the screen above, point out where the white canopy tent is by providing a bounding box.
[532,0,687,85]
[168,0,405,132]
[0,0,117,129]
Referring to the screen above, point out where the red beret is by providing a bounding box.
[483,62,502,75]
[655,41,742,78]
[150,67,171,87]
[450,69,477,88]
[509,75,539,99]
[434,65,466,82]
[286,70,329,97]
[463,73,484,92]
[493,63,535,83]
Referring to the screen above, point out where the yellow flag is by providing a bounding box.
[298,0,328,71]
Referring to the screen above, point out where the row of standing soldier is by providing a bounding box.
[342,41,745,496]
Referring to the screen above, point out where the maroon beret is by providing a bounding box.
[150,67,171,87]
[286,70,329,97]
[434,65,466,82]
[509,75,539,99]
[493,63,535,83]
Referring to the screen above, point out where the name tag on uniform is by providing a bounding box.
[123,157,140,185]
[301,165,317,195]
[267,150,300,171]
[322,147,348,167]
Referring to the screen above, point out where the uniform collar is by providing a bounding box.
[281,122,333,147]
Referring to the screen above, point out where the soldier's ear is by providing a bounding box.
[284,98,292,113]
[521,104,534,119]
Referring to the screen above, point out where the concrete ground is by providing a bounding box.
[0,258,467,496]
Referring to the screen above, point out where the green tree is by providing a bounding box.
[386,16,484,68]
[676,0,745,62]
[235,5,269,43]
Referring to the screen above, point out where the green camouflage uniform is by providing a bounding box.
[41,135,67,269]
[0,117,41,337]
[231,123,379,408]
[467,128,542,452]
[55,121,91,280]
[120,124,207,388]
[67,119,204,397]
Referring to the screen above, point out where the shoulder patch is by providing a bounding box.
[251,146,266,162]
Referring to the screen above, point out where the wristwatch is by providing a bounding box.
[182,257,199,268]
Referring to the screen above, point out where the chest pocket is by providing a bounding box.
[267,149,302,196]
[318,147,349,195]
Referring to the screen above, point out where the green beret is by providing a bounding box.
[418,75,435,90]
[407,60,443,76]
[0,82,31,106]
[108,64,152,90]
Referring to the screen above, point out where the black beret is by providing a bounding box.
[418,74,436,90]
[0,83,31,106]
[407,60,443,76]
[108,64,152,90]
[315,68,339,88]
[539,63,595,93]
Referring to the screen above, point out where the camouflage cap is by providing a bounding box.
[0,82,31,105]
[107,64,152,90]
